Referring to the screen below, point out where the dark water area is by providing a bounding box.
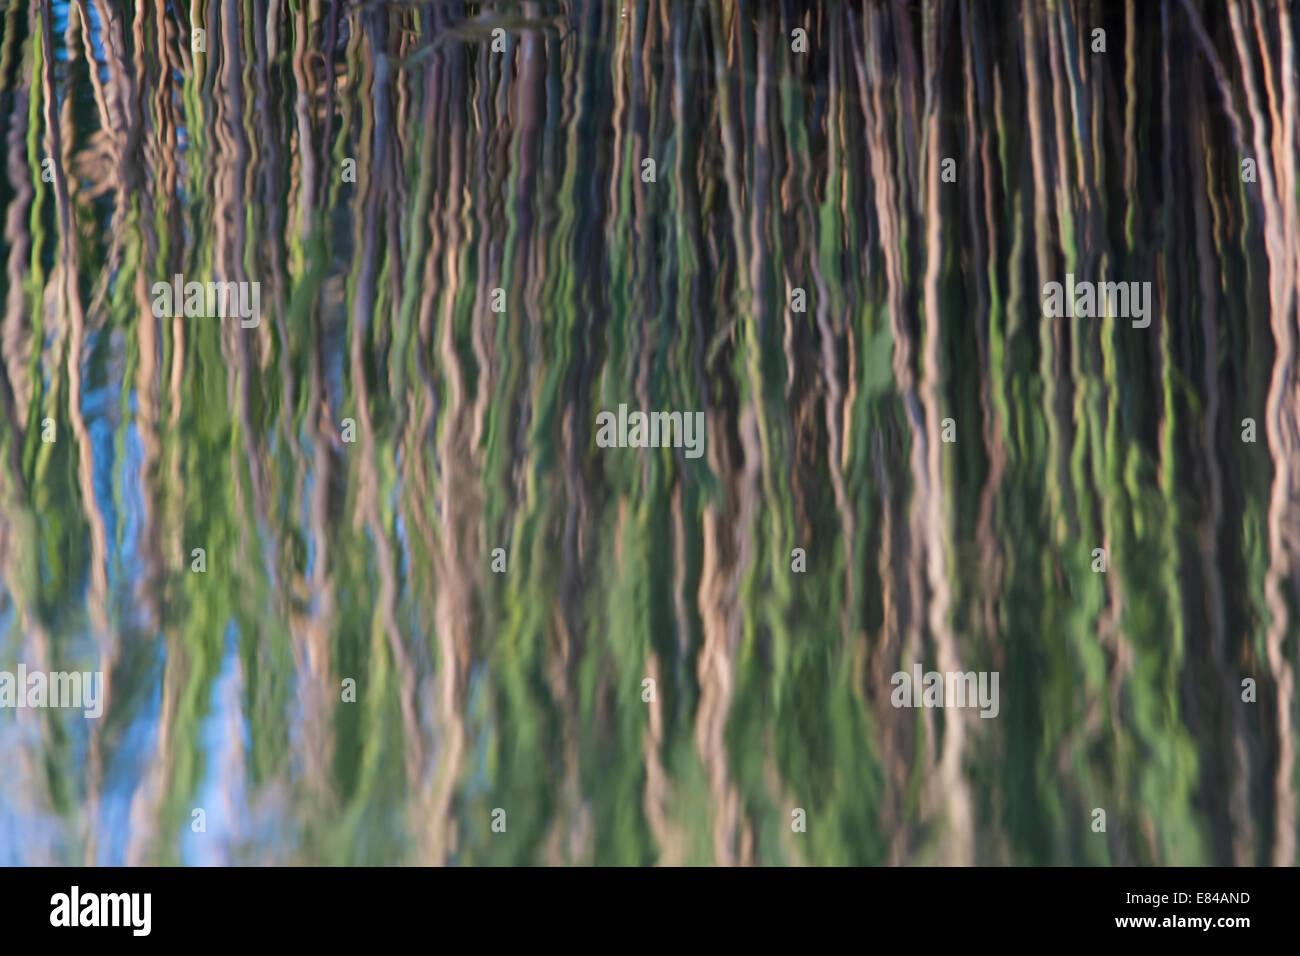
[0,0,1297,866]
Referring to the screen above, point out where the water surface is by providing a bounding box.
[0,0,1297,866]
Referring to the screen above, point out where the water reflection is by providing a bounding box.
[0,0,1296,866]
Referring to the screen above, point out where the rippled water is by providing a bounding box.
[0,0,1297,865]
